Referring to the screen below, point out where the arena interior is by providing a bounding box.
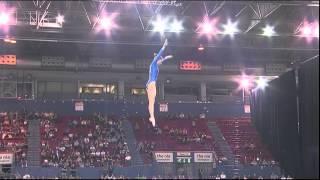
[0,0,319,179]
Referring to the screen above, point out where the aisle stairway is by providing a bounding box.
[27,118,41,167]
[120,102,144,167]
[207,120,243,177]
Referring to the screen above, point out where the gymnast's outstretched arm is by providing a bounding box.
[150,39,168,65]
[157,55,173,65]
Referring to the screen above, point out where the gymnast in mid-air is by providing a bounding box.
[146,39,173,127]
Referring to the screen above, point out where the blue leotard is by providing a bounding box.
[146,47,165,87]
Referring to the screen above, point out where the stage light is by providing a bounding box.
[0,12,9,25]
[95,13,119,35]
[125,155,131,161]
[240,79,250,89]
[3,38,16,44]
[198,44,204,51]
[314,22,319,37]
[56,14,64,24]
[203,22,213,34]
[170,19,183,32]
[256,77,268,89]
[222,19,239,35]
[262,25,275,37]
[197,17,219,40]
[100,17,113,30]
[198,17,215,34]
[152,16,168,34]
[301,25,312,36]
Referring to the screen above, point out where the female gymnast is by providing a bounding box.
[146,39,173,127]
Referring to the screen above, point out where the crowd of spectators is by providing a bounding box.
[0,112,28,166]
[215,118,275,166]
[40,113,131,168]
[132,113,216,163]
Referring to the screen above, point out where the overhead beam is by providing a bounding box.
[245,3,281,33]
[1,35,318,52]
[80,1,92,25]
[91,1,107,30]
[134,4,145,31]
[210,1,225,16]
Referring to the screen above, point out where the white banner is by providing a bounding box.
[75,101,84,111]
[244,105,251,113]
[159,103,168,112]
[177,152,191,156]
[154,152,173,162]
[194,152,213,163]
[0,153,14,164]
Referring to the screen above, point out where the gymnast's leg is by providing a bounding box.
[147,81,156,127]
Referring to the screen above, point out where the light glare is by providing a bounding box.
[203,22,212,34]
[170,19,183,32]
[152,16,167,34]
[314,22,319,37]
[222,20,239,35]
[241,79,249,89]
[302,25,312,36]
[56,14,64,24]
[256,78,268,89]
[0,12,9,25]
[197,17,219,40]
[262,25,275,36]
[100,17,112,29]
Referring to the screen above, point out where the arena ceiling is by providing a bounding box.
[0,1,319,64]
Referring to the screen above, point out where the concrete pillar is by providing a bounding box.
[118,80,124,100]
[200,82,206,101]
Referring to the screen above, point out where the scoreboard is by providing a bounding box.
[179,60,202,71]
[0,55,16,65]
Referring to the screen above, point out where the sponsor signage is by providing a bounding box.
[75,101,84,111]
[154,152,173,162]
[177,152,191,156]
[159,103,168,112]
[0,153,14,164]
[194,152,213,163]
[176,152,192,163]
[177,156,192,163]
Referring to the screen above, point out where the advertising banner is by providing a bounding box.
[0,153,13,164]
[194,152,213,163]
[154,152,173,162]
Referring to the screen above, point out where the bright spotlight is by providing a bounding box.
[198,44,204,51]
[56,14,64,24]
[256,77,268,89]
[94,12,119,36]
[125,155,131,161]
[96,13,119,34]
[314,22,319,37]
[170,19,183,32]
[222,19,239,35]
[100,17,113,30]
[240,79,250,89]
[152,16,167,34]
[0,12,9,25]
[202,22,213,34]
[4,38,16,44]
[262,25,275,37]
[198,17,219,39]
[301,25,312,36]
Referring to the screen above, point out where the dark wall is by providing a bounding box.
[250,57,319,178]
[298,58,319,179]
